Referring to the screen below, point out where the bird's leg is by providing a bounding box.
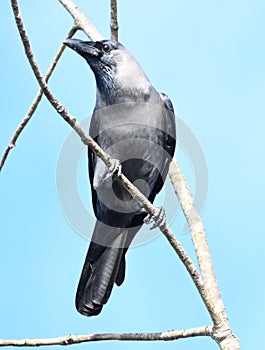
[103,158,122,182]
[144,206,166,230]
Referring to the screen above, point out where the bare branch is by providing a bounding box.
[0,26,77,172]
[169,160,214,283]
[1,0,104,172]
[0,325,212,347]
[169,159,239,349]
[169,160,225,321]
[110,0,119,41]
[59,0,104,40]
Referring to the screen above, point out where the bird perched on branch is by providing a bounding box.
[64,38,176,317]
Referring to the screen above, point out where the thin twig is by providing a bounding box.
[110,0,119,41]
[0,26,77,172]
[59,0,103,40]
[0,325,212,347]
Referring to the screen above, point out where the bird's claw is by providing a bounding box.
[103,158,122,182]
[144,206,166,230]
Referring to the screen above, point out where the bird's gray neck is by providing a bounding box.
[96,87,153,107]
[95,75,154,107]
[90,50,157,107]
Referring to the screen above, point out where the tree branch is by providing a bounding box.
[0,325,212,347]
[110,0,119,41]
[0,26,77,172]
[169,159,239,349]
[59,0,104,40]
[169,160,224,313]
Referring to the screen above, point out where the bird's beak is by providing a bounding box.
[64,38,100,58]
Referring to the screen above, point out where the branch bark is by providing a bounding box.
[169,161,239,349]
[0,26,77,172]
[110,0,119,41]
[59,0,103,40]
[0,325,212,347]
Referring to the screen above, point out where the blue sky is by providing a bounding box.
[1,1,265,349]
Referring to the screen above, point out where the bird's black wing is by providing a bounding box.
[88,143,99,216]
[147,93,176,203]
[160,92,176,159]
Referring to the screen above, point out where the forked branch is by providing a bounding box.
[0,26,77,172]
[59,0,103,40]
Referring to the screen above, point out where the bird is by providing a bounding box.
[64,38,176,317]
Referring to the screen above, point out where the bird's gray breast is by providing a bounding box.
[90,102,168,162]
[90,102,170,213]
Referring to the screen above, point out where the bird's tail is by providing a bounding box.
[75,222,130,317]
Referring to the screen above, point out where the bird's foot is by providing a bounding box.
[103,158,122,182]
[144,206,166,230]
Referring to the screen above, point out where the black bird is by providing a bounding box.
[64,38,176,316]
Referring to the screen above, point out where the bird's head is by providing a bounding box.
[64,38,151,104]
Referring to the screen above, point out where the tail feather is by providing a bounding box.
[115,254,126,286]
[75,229,127,317]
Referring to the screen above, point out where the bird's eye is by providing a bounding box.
[102,43,111,54]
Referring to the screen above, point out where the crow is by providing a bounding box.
[64,38,176,316]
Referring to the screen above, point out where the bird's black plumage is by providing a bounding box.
[64,38,176,316]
